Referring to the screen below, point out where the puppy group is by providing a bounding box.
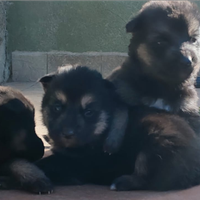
[1,0,200,195]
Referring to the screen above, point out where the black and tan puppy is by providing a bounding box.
[35,66,200,192]
[0,86,53,194]
[37,66,125,186]
[40,65,128,154]
[108,1,200,135]
[39,65,119,152]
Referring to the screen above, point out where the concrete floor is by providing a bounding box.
[1,82,200,200]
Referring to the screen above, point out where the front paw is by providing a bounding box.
[0,177,13,190]
[110,175,134,191]
[22,177,54,194]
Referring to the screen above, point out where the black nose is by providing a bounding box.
[180,57,192,67]
[67,129,74,136]
[63,129,74,137]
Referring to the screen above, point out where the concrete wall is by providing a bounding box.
[7,1,200,53]
[0,2,8,83]
[12,51,127,81]
[7,1,144,53]
[6,1,200,81]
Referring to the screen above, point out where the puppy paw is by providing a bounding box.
[23,177,54,194]
[0,177,11,190]
[110,175,134,191]
[0,176,17,190]
[8,159,54,194]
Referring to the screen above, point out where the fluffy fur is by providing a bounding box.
[107,1,200,135]
[40,65,127,154]
[0,86,53,194]
[34,66,200,191]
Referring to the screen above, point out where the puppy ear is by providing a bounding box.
[38,72,55,92]
[126,14,142,33]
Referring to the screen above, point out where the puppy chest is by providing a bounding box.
[148,99,172,112]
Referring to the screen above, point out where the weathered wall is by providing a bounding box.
[0,2,8,83]
[6,1,200,81]
[7,1,144,53]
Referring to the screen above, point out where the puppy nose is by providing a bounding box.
[63,129,74,137]
[181,57,192,67]
[67,129,74,136]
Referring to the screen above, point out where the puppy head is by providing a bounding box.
[0,87,44,162]
[39,66,115,149]
[126,1,200,85]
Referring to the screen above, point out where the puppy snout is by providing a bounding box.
[67,129,74,136]
[62,129,74,138]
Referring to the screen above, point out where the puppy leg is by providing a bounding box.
[103,104,128,154]
[1,159,53,194]
[0,176,17,190]
[36,154,87,186]
[110,152,148,191]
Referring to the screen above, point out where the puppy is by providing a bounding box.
[107,1,200,138]
[40,65,128,154]
[39,65,118,152]
[36,66,200,192]
[36,65,125,186]
[0,86,53,194]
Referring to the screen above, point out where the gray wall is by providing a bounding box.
[6,1,200,82]
[7,1,144,53]
[0,2,8,82]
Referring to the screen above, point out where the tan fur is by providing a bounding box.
[55,91,67,103]
[94,111,108,135]
[141,114,176,135]
[57,65,73,74]
[81,94,95,109]
[137,43,153,67]
[141,114,196,147]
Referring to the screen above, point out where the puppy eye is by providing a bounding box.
[190,37,197,43]
[155,36,168,46]
[157,40,167,45]
[53,104,62,113]
[84,109,94,117]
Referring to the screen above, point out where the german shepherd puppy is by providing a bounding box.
[35,66,200,191]
[0,86,53,194]
[107,1,200,142]
[40,65,128,155]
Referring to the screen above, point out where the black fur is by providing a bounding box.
[39,66,117,150]
[40,65,127,154]
[35,66,200,191]
[111,107,200,191]
[0,86,53,194]
[107,1,200,135]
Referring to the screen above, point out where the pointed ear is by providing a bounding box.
[38,72,55,92]
[126,14,142,33]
